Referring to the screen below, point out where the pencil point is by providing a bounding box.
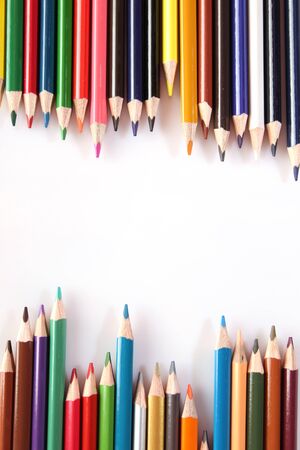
[60,127,67,140]
[76,118,83,133]
[200,121,209,140]
[187,384,193,399]
[123,304,129,319]
[112,116,119,132]
[287,337,294,348]
[70,368,77,382]
[202,430,208,443]
[169,360,176,374]
[154,362,160,376]
[253,338,259,353]
[271,143,277,157]
[6,340,12,354]
[218,146,225,162]
[57,287,62,300]
[87,362,94,377]
[148,117,155,132]
[27,116,33,128]
[105,351,111,366]
[293,166,299,181]
[187,140,193,155]
[23,306,29,322]
[167,81,174,97]
[131,121,139,136]
[220,315,226,327]
[44,113,50,128]
[237,135,244,148]
[95,143,101,158]
[11,111,17,126]
[137,370,143,385]
[270,325,276,340]
[39,304,45,316]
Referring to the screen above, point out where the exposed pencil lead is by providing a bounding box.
[202,430,208,443]
[187,384,193,399]
[112,116,119,132]
[237,135,244,149]
[200,121,209,140]
[148,117,155,132]
[27,116,33,129]
[95,143,101,158]
[131,121,139,136]
[70,368,77,382]
[105,351,111,366]
[23,306,29,322]
[123,304,129,319]
[293,166,299,181]
[60,127,67,140]
[39,304,45,316]
[76,118,83,133]
[57,287,62,300]
[253,338,259,353]
[6,340,12,354]
[187,140,193,156]
[11,111,17,126]
[271,143,277,157]
[287,337,294,348]
[169,361,176,374]
[137,370,143,385]
[44,113,50,128]
[220,315,226,327]
[87,362,94,378]
[270,325,276,340]
[218,146,225,162]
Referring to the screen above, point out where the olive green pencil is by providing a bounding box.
[47,287,67,450]
[99,352,115,450]
[247,339,264,450]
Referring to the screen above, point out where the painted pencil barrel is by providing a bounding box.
[56,0,73,108]
[197,0,213,109]
[165,393,180,450]
[0,343,15,450]
[73,0,90,100]
[246,372,264,450]
[213,348,231,450]
[99,384,115,450]
[144,0,160,100]
[108,0,125,98]
[39,0,55,93]
[147,396,164,450]
[264,357,281,450]
[0,0,5,87]
[133,402,146,450]
[162,0,178,64]
[6,0,23,91]
[127,0,143,102]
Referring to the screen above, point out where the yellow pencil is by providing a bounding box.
[163,0,178,96]
[180,0,198,155]
[0,0,5,104]
[147,363,165,450]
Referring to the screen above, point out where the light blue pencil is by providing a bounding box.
[114,305,134,450]
[213,316,232,450]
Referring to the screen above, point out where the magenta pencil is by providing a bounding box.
[90,0,107,157]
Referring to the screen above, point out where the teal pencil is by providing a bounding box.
[114,305,134,450]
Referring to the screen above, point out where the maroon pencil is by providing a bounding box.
[282,337,298,450]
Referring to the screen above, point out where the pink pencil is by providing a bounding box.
[90,0,107,157]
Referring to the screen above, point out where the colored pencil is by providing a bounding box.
[200,431,210,450]
[285,0,300,180]
[0,341,15,450]
[147,363,165,450]
[12,307,33,450]
[246,339,264,450]
[165,361,180,450]
[23,0,38,127]
[90,0,107,157]
[144,0,160,131]
[39,0,55,127]
[114,304,134,450]
[73,0,90,132]
[127,0,143,136]
[282,337,298,450]
[181,385,198,450]
[197,0,212,139]
[264,0,281,155]
[47,287,67,450]
[264,325,281,450]
[248,0,264,158]
[231,0,248,147]
[180,0,198,154]
[99,352,115,450]
[231,330,247,450]
[0,0,5,105]
[82,363,98,450]
[56,0,73,139]
[31,305,49,450]
[107,0,125,131]
[213,0,231,160]
[132,372,147,450]
[162,0,178,96]
[64,369,81,450]
[5,0,24,125]
[213,315,232,450]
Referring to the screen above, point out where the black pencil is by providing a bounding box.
[165,361,180,450]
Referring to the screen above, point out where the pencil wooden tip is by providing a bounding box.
[270,325,276,340]
[6,340,12,354]
[187,140,193,155]
[163,61,177,96]
[250,127,264,154]
[105,351,111,366]
[123,304,129,319]
[70,368,78,382]
[87,362,95,378]
[169,360,176,374]
[253,338,259,353]
[57,287,62,300]
[23,306,29,322]
[187,384,193,399]
[287,337,294,348]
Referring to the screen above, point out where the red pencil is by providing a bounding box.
[64,369,81,450]
[82,363,98,450]
[73,0,90,132]
[23,0,38,127]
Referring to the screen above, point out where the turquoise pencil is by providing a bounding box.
[114,305,134,450]
[213,316,232,450]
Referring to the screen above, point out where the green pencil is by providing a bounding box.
[5,0,23,125]
[47,287,67,450]
[56,0,73,139]
[247,339,264,450]
[99,352,115,450]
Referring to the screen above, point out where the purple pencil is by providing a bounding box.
[31,305,49,450]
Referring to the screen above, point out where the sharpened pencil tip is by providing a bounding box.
[154,362,160,376]
[253,338,259,353]
[187,140,193,155]
[200,121,209,140]
[60,127,67,140]
[105,351,111,366]
[87,362,94,377]
[44,113,50,128]
[148,117,155,132]
[287,337,294,348]
[270,325,276,340]
[23,306,29,322]
[202,430,208,443]
[95,143,101,158]
[237,135,244,148]
[137,370,143,385]
[131,121,139,136]
[6,340,12,354]
[27,116,33,128]
[271,143,277,157]
[169,360,176,374]
[70,368,77,382]
[11,111,17,126]
[39,304,45,316]
[167,81,174,97]
[76,118,83,133]
[112,116,119,131]
[220,315,226,327]
[293,166,299,181]
[187,384,193,399]
[123,304,129,319]
[57,287,62,300]
[218,146,225,162]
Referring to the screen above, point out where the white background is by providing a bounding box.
[0,75,299,438]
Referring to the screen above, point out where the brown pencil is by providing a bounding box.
[282,337,298,450]
[12,307,33,450]
[0,341,15,450]
[264,325,281,450]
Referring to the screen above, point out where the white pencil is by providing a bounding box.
[133,372,147,450]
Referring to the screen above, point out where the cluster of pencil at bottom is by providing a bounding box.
[0,292,298,450]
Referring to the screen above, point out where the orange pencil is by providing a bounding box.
[181,385,198,450]
[231,330,247,450]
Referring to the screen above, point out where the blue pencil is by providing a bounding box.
[127,0,143,136]
[231,0,248,148]
[114,304,134,450]
[213,316,232,450]
[39,0,55,127]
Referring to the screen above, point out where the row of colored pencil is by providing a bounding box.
[0,0,299,177]
[0,295,298,450]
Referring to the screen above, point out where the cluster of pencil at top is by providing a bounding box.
[0,290,298,450]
